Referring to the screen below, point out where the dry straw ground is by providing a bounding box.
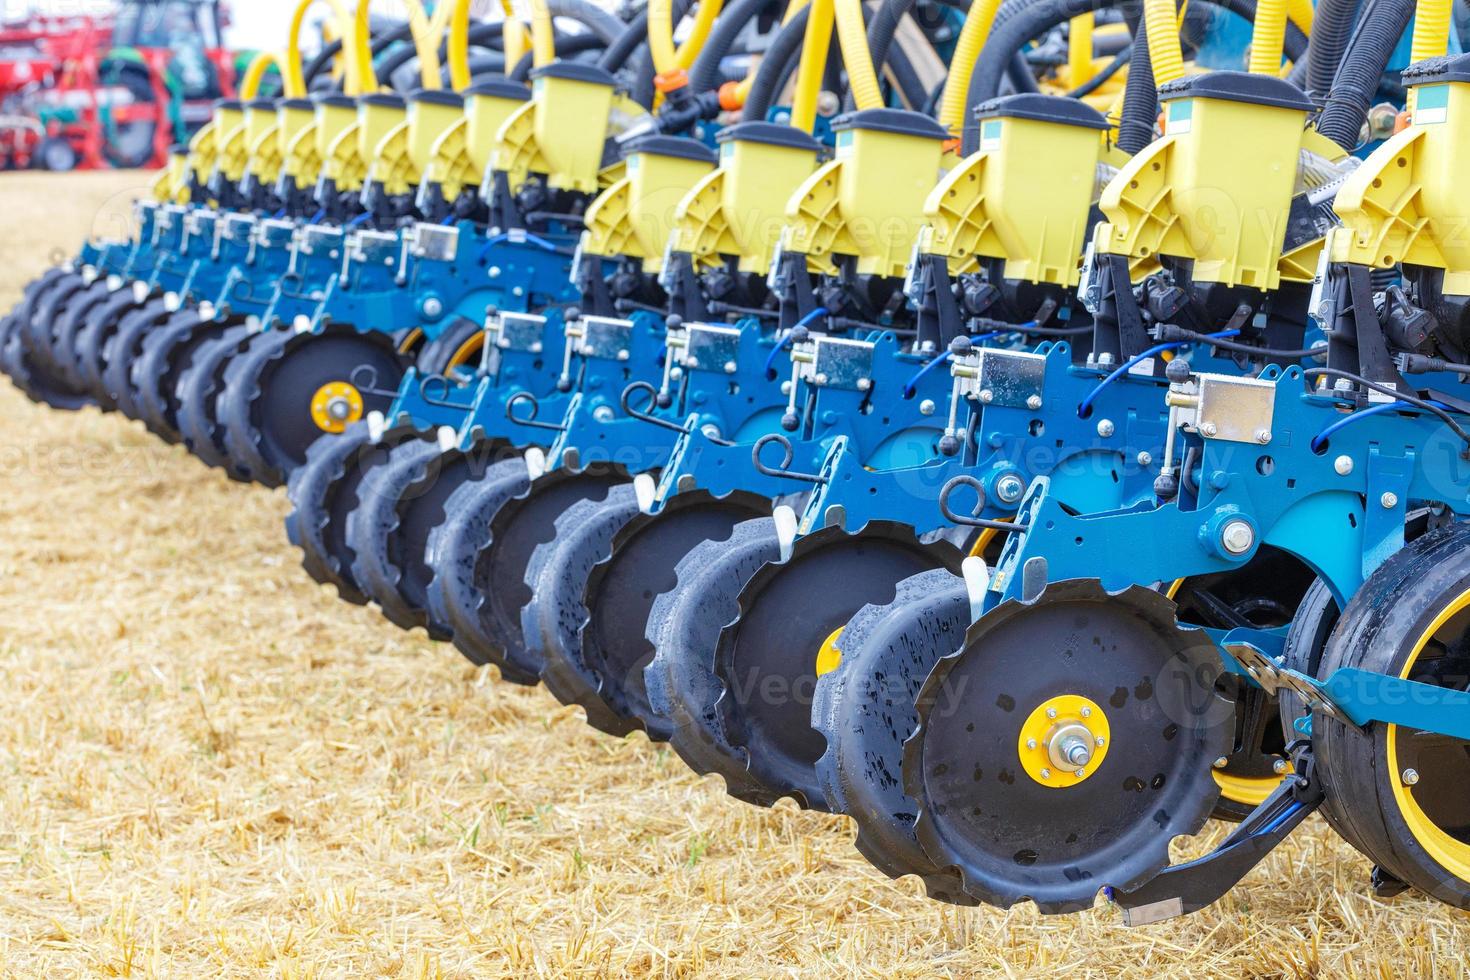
[0,170,1465,978]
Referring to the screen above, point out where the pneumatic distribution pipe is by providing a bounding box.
[1248,0,1290,74]
[628,0,698,107]
[963,0,1309,152]
[1115,0,1185,154]
[1116,10,1157,153]
[509,33,608,80]
[742,0,825,125]
[833,0,885,109]
[687,0,785,93]
[1411,0,1454,61]
[1303,0,1360,98]
[286,0,366,96]
[1315,0,1415,150]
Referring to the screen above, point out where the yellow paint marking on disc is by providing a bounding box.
[1017,694,1111,789]
[815,626,844,677]
[310,381,364,433]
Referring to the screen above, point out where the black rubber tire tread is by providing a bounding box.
[131,309,208,442]
[811,567,977,905]
[1316,522,1470,909]
[174,323,255,478]
[423,454,539,683]
[101,297,172,419]
[345,436,449,634]
[643,517,785,806]
[523,484,647,736]
[285,421,376,604]
[715,523,963,810]
[570,489,774,741]
[74,289,145,408]
[49,279,110,390]
[474,470,627,682]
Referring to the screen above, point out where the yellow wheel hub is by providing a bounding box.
[309,381,364,434]
[1017,694,1111,789]
[815,626,843,677]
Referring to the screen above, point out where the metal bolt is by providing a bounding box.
[488,266,501,278]
[1040,768,1052,779]
[978,389,994,404]
[1381,491,1399,509]
[724,361,737,374]
[422,297,442,318]
[1272,758,1291,775]
[1026,394,1043,411]
[919,398,936,417]
[1026,738,1038,750]
[1097,418,1115,438]
[1046,707,1058,720]
[1200,421,1219,437]
[857,378,872,391]
[327,398,351,420]
[1080,706,1092,718]
[1402,768,1420,786]
[1334,455,1353,476]
[1137,451,1153,467]
[1213,756,1229,770]
[995,474,1025,504]
[1061,738,1093,768]
[1255,428,1272,445]
[1095,736,1106,747]
[1220,519,1255,556]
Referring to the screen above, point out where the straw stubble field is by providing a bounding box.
[0,170,1465,977]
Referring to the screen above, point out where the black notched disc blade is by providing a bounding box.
[905,580,1232,913]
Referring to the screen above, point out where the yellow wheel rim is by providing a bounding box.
[309,381,364,434]
[1387,587,1470,882]
[447,331,485,370]
[397,327,424,354]
[1212,769,1285,807]
[1017,694,1111,788]
[815,626,843,677]
[968,517,1012,559]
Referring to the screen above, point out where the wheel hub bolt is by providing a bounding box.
[1402,768,1421,786]
[1047,722,1096,772]
[327,397,351,420]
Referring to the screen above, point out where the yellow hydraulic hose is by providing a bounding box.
[675,0,726,71]
[530,0,556,67]
[791,0,834,132]
[1141,0,1185,85]
[1287,0,1313,33]
[938,0,1002,135]
[1068,13,1094,88]
[649,0,681,75]
[834,0,883,109]
[1411,0,1453,62]
[240,51,284,100]
[370,0,457,90]
[285,0,365,97]
[1248,0,1288,74]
